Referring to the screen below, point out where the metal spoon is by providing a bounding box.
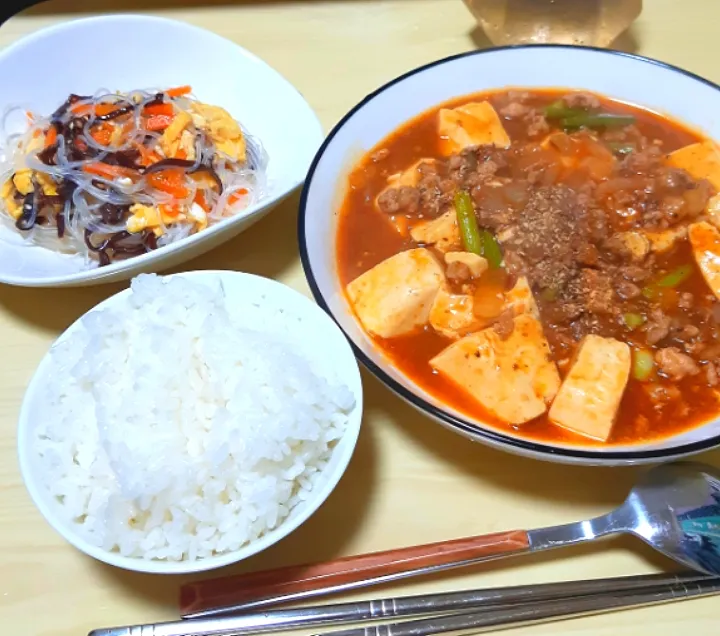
[181,460,720,618]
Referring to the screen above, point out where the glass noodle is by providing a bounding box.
[0,87,268,267]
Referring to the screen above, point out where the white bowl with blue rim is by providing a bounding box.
[299,45,720,466]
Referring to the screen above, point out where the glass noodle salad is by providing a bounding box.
[0,85,267,266]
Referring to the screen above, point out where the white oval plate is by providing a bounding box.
[17,270,363,573]
[0,15,324,287]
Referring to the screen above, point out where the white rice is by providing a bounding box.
[32,274,356,561]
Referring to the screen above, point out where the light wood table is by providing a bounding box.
[2,1,720,634]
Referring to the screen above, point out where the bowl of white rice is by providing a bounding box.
[17,271,363,573]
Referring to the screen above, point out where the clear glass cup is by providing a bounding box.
[462,0,642,47]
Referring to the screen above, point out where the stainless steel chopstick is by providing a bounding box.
[313,577,720,636]
[88,571,714,636]
[184,567,709,621]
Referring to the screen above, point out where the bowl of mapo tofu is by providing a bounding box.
[299,46,720,464]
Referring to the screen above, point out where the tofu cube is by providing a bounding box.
[504,276,539,318]
[375,159,437,212]
[429,285,485,340]
[430,314,561,425]
[410,210,461,253]
[438,101,511,156]
[615,231,650,261]
[706,193,720,229]
[429,275,538,341]
[666,140,720,190]
[548,335,631,442]
[347,248,444,338]
[644,227,687,254]
[689,221,720,300]
[444,252,488,279]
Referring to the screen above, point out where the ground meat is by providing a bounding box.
[417,181,449,217]
[570,313,604,338]
[502,250,527,277]
[679,324,700,338]
[707,363,719,387]
[446,260,479,281]
[645,383,683,410]
[501,185,588,291]
[615,279,641,300]
[620,145,663,174]
[525,111,550,137]
[576,243,599,266]
[678,292,694,309]
[655,347,700,380]
[493,309,515,340]
[541,301,584,325]
[582,207,609,242]
[500,101,531,118]
[565,269,616,315]
[376,186,420,215]
[645,308,671,345]
[447,153,477,185]
[562,92,601,109]
[547,328,576,358]
[619,264,652,282]
[658,167,693,191]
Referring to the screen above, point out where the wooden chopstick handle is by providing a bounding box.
[179,529,531,617]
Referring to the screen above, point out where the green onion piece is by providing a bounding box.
[623,312,646,330]
[641,285,658,300]
[561,113,636,131]
[453,190,482,255]
[641,264,694,298]
[656,264,693,288]
[633,349,655,381]
[480,229,503,269]
[543,100,586,119]
[607,142,635,156]
[540,286,558,302]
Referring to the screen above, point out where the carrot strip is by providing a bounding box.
[44,125,58,148]
[166,85,192,98]
[90,122,114,146]
[143,103,174,117]
[134,142,161,167]
[147,169,190,198]
[227,189,249,205]
[71,102,127,117]
[83,162,138,180]
[145,114,174,131]
[194,190,211,212]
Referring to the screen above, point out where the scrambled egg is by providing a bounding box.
[159,111,193,158]
[11,169,58,197]
[126,204,179,235]
[12,169,33,195]
[1,178,21,219]
[126,202,207,235]
[186,202,208,231]
[190,102,246,162]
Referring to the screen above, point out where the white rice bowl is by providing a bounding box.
[18,271,362,573]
